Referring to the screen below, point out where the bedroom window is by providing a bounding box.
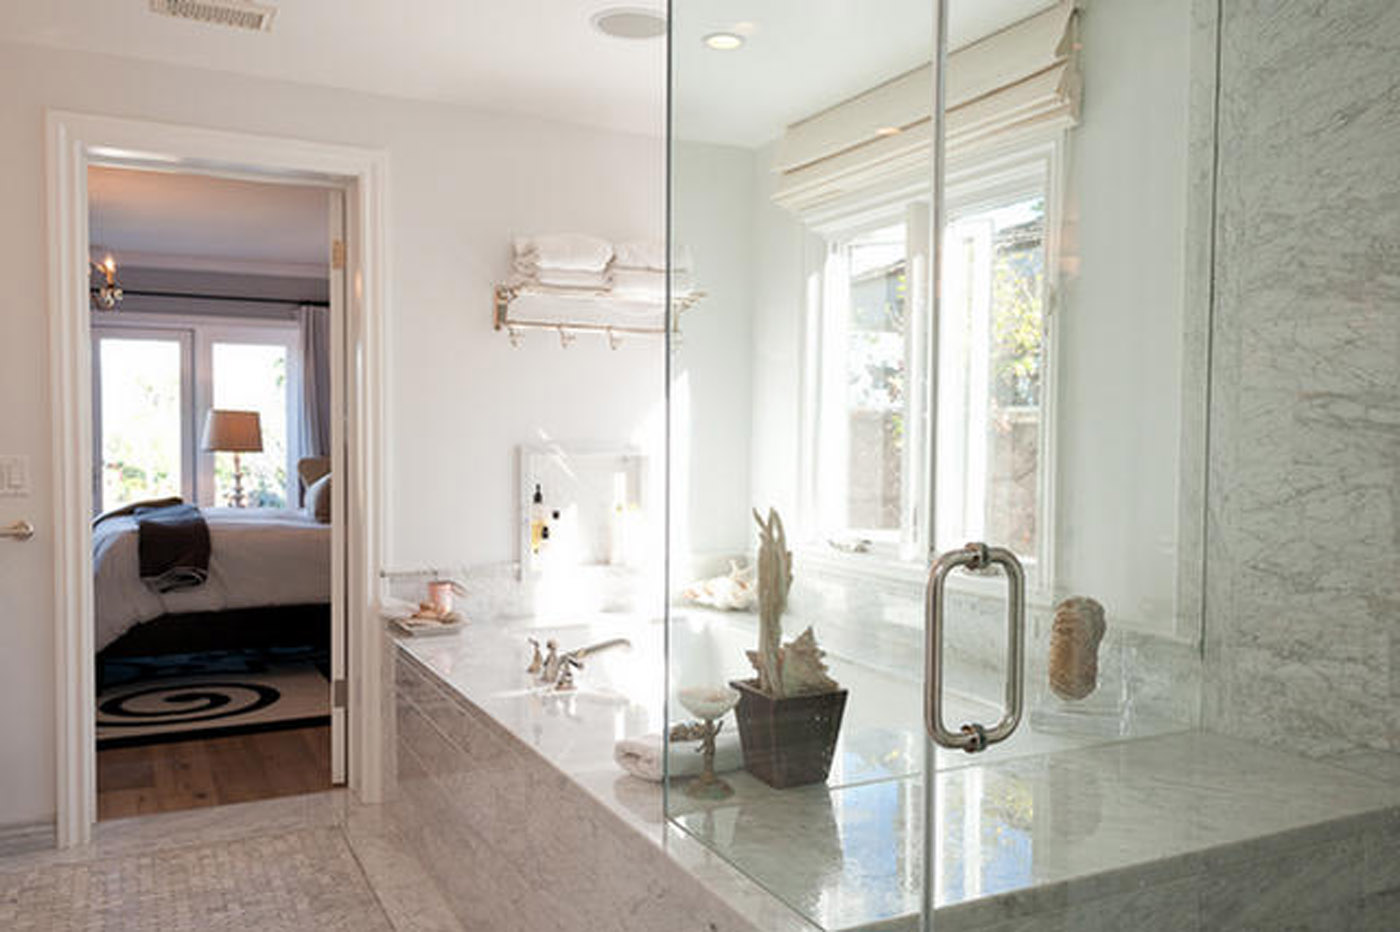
[92,316,302,512]
[211,341,294,508]
[93,331,194,513]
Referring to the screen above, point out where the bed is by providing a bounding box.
[93,506,331,654]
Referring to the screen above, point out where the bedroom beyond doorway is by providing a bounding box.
[86,165,346,819]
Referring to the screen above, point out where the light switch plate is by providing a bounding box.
[0,455,31,497]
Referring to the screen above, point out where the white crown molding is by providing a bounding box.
[89,247,328,280]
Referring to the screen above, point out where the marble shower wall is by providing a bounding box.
[1204,0,1400,754]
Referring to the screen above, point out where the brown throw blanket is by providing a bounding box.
[132,503,211,593]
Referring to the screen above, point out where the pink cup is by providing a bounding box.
[427,580,454,614]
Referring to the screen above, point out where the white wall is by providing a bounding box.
[0,40,665,827]
[669,142,759,576]
[1054,0,1194,631]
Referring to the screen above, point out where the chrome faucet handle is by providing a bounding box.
[554,655,583,692]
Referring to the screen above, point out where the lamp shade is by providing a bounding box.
[201,409,263,453]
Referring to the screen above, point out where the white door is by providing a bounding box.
[328,189,349,785]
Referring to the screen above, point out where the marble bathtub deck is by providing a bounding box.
[0,791,465,931]
[401,614,1400,932]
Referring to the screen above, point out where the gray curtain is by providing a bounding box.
[298,305,332,459]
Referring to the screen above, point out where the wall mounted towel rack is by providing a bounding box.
[493,284,704,349]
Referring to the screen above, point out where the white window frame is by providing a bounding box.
[90,326,196,510]
[798,134,1065,603]
[91,311,304,510]
[812,208,926,558]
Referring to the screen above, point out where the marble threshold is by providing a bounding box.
[396,611,1400,932]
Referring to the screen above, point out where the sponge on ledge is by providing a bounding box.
[1048,596,1107,701]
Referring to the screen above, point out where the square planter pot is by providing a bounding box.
[729,678,848,789]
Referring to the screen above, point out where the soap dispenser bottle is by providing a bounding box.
[529,484,548,555]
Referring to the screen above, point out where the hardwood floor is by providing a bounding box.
[97,725,331,821]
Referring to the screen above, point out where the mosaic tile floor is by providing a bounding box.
[0,793,465,932]
[0,828,391,931]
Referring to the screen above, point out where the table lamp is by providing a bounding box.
[201,409,263,507]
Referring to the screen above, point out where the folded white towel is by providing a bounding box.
[531,267,613,290]
[513,233,613,272]
[614,241,692,273]
[611,267,695,302]
[614,730,743,782]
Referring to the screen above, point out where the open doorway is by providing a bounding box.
[86,166,347,819]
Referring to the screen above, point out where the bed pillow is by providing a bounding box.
[305,473,332,524]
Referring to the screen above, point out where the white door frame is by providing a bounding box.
[47,111,389,847]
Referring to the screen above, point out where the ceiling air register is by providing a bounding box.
[148,0,277,32]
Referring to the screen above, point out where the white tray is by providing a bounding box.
[390,615,467,637]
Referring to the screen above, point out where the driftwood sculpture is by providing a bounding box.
[747,508,838,698]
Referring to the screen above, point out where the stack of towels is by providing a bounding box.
[511,234,693,302]
[512,233,614,290]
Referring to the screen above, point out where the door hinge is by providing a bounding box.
[333,678,348,709]
[331,239,347,271]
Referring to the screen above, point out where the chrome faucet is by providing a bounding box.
[527,636,631,691]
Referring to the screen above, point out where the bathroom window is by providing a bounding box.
[809,153,1053,573]
[814,222,913,543]
[936,193,1047,560]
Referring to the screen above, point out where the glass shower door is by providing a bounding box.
[666,0,1216,928]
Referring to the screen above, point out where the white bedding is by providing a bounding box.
[94,507,331,652]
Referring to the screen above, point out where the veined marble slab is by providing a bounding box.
[394,611,1400,932]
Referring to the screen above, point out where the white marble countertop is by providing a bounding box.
[394,610,1400,932]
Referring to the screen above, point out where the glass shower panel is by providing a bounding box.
[666,0,1213,928]
[666,2,936,927]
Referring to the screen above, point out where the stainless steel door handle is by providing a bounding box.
[924,542,1025,752]
[1,520,35,542]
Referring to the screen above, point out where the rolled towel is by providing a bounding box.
[614,730,743,782]
[615,240,692,273]
[513,233,613,272]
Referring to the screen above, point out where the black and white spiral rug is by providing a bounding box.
[96,648,331,749]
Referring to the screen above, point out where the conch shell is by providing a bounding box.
[1048,596,1106,701]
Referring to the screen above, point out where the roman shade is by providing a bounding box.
[773,0,1080,215]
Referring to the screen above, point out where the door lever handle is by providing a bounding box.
[1,520,35,542]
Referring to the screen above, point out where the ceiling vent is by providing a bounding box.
[149,0,277,32]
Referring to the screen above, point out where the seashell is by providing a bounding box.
[681,559,757,611]
[778,627,840,697]
[1048,596,1106,701]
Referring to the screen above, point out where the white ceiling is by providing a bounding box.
[674,0,1059,146]
[4,0,1055,147]
[89,166,331,272]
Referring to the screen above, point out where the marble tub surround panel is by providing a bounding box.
[386,561,659,621]
[391,647,822,932]
[669,730,1400,932]
[783,565,1201,731]
[1204,0,1400,755]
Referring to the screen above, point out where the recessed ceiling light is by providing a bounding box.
[592,7,667,40]
[704,32,745,51]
